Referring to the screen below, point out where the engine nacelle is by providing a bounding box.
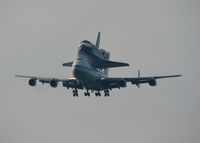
[118,80,127,87]
[148,78,157,86]
[29,79,36,86]
[50,79,58,88]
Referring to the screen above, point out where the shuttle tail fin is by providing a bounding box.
[96,32,100,49]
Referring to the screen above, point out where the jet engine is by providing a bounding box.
[148,78,157,86]
[29,79,36,86]
[50,79,58,88]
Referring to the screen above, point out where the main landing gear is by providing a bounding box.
[84,90,90,97]
[73,89,78,97]
[95,91,101,96]
[72,89,110,97]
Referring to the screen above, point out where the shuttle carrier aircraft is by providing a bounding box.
[16,32,181,97]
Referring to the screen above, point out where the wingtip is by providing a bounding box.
[121,62,129,66]
[174,74,182,78]
[62,61,73,67]
[119,62,129,67]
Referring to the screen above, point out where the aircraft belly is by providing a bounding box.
[73,65,97,81]
[78,51,97,67]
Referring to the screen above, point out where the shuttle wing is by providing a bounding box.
[94,59,129,68]
[62,60,129,68]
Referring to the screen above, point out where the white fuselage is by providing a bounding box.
[72,58,106,82]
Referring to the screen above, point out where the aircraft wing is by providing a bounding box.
[15,74,181,91]
[15,75,83,89]
[97,74,181,89]
[15,75,66,82]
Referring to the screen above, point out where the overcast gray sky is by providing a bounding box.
[1,0,200,143]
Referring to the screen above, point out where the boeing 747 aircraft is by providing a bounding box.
[16,32,181,97]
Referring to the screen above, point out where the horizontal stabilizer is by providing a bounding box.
[62,61,73,67]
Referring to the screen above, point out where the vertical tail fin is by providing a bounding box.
[96,32,100,49]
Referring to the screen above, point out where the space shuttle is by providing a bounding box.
[62,32,129,75]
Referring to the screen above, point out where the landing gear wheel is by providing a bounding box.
[104,89,110,97]
[73,93,78,97]
[73,89,78,97]
[84,90,90,97]
[95,91,101,97]
[84,92,90,97]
